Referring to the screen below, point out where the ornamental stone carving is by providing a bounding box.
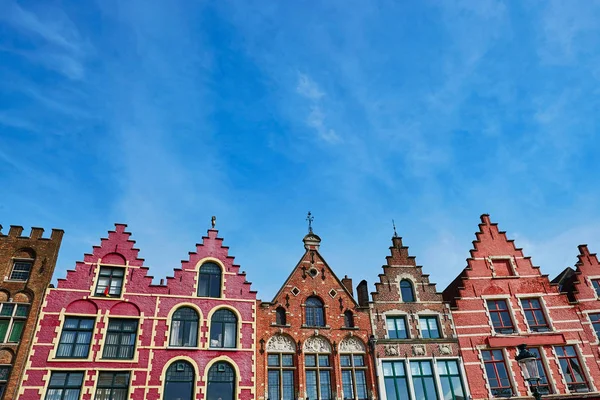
[412,344,426,356]
[303,335,332,353]
[266,334,296,353]
[339,337,365,353]
[439,344,452,355]
[384,345,399,356]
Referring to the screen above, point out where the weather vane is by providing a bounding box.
[392,219,398,237]
[211,216,216,229]
[306,211,314,233]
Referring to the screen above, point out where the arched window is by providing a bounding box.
[210,309,237,348]
[400,280,415,303]
[275,307,287,326]
[198,263,222,298]
[344,310,354,328]
[207,362,235,400]
[170,307,198,347]
[164,361,194,400]
[305,297,325,327]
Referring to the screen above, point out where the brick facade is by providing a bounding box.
[18,224,256,400]
[369,234,468,400]
[256,232,376,400]
[443,215,600,399]
[0,225,63,400]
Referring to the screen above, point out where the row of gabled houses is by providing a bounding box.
[1,214,600,400]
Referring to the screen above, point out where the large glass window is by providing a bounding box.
[210,309,237,348]
[438,360,466,400]
[0,366,10,398]
[382,361,410,400]
[529,348,552,395]
[589,313,600,340]
[56,317,95,358]
[419,316,441,339]
[164,361,194,400]
[45,372,84,400]
[95,267,125,297]
[305,354,332,400]
[9,260,32,281]
[268,353,295,400]
[198,263,222,298]
[482,350,512,397]
[94,371,130,400]
[521,299,550,332]
[386,316,409,339]
[103,319,137,359]
[0,302,28,343]
[170,307,199,347]
[400,280,415,302]
[555,345,589,392]
[305,297,325,327]
[410,360,438,400]
[341,354,367,400]
[207,362,236,400]
[486,300,515,334]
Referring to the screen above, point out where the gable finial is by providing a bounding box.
[306,211,314,233]
[392,219,398,238]
[211,216,216,229]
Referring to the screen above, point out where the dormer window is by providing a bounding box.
[9,260,33,281]
[198,263,222,298]
[400,280,415,303]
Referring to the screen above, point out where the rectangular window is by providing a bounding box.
[306,354,331,400]
[0,365,10,399]
[57,317,95,358]
[555,345,589,392]
[410,361,438,400]
[382,361,410,400]
[419,316,441,338]
[341,355,367,400]
[529,348,552,394]
[45,372,84,400]
[95,371,130,400]
[438,360,466,400]
[9,260,33,281]
[486,300,515,334]
[102,319,137,359]
[482,349,512,397]
[589,313,600,340]
[95,267,125,297]
[268,353,295,400]
[0,303,29,343]
[386,316,409,339]
[521,299,550,332]
[592,279,600,297]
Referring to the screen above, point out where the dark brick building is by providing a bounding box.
[369,233,468,400]
[0,224,63,399]
[256,230,376,400]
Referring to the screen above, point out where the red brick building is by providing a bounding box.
[18,223,257,400]
[0,225,63,400]
[256,230,376,400]
[443,215,600,399]
[369,234,469,400]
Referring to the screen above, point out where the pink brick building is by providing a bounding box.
[17,224,257,400]
[443,215,600,399]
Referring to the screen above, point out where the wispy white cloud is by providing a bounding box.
[295,73,340,144]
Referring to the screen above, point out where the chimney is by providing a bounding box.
[342,275,354,296]
[357,280,369,307]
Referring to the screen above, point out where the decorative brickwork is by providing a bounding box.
[256,232,376,400]
[0,225,63,400]
[370,234,468,400]
[17,224,256,400]
[443,215,600,399]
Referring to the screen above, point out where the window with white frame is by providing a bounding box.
[591,279,600,297]
[529,348,552,394]
[486,300,515,334]
[45,371,84,400]
[419,316,441,338]
[555,345,589,392]
[438,360,466,400]
[521,298,550,332]
[386,316,409,339]
[482,349,513,397]
[0,302,28,343]
[589,313,600,340]
[382,361,410,400]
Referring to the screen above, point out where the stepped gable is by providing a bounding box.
[372,235,441,303]
[443,214,544,307]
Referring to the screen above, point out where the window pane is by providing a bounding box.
[340,355,351,367]
[268,354,279,366]
[282,354,294,367]
[306,371,318,400]
[319,371,332,400]
[342,370,354,399]
[8,320,24,342]
[318,355,329,367]
[0,321,9,342]
[268,370,280,400]
[282,371,294,400]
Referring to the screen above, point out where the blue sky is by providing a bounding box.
[1,0,600,299]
